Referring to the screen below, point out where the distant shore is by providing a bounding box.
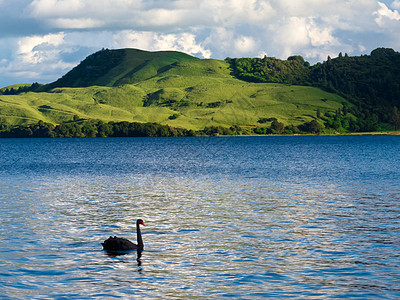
[236,131,400,137]
[337,131,400,136]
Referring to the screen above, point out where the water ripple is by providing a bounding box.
[0,137,399,299]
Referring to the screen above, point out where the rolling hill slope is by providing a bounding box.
[0,48,350,132]
[44,48,200,89]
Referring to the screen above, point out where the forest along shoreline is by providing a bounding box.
[1,119,399,138]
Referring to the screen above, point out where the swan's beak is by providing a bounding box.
[142,222,146,226]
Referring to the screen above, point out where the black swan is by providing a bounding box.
[102,219,145,252]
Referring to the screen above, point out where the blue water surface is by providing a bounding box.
[0,136,399,299]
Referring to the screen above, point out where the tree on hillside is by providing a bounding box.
[301,120,322,134]
[391,106,400,130]
[316,108,321,119]
[271,120,285,133]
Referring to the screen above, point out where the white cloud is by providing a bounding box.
[29,0,84,17]
[202,0,275,26]
[273,17,310,49]
[203,27,234,54]
[137,8,188,28]
[17,33,66,64]
[112,31,211,58]
[374,1,400,27]
[28,0,144,19]
[48,18,104,29]
[307,20,336,47]
[234,36,257,54]
[268,16,339,60]
[27,0,144,30]
[0,32,77,84]
[358,44,367,53]
[373,1,400,50]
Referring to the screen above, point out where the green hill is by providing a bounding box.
[2,47,398,136]
[44,48,199,89]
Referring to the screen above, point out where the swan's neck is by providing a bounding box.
[137,222,144,250]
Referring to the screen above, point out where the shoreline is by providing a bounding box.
[216,131,400,137]
[1,131,399,139]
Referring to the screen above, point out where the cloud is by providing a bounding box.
[307,21,336,47]
[112,31,211,58]
[0,32,77,84]
[392,0,400,10]
[26,0,275,30]
[28,0,85,17]
[201,0,275,26]
[1,0,400,86]
[234,36,257,54]
[269,16,339,60]
[17,33,66,64]
[374,1,400,27]
[372,1,400,50]
[48,18,105,29]
[27,0,144,30]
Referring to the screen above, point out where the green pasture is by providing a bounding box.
[0,50,348,130]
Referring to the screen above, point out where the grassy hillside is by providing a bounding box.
[45,48,199,88]
[0,49,350,132]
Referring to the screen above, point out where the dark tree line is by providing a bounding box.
[0,83,42,95]
[0,120,196,138]
[225,55,310,85]
[252,101,386,135]
[253,119,322,135]
[0,119,330,138]
[309,48,400,124]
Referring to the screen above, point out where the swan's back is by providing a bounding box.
[102,236,139,251]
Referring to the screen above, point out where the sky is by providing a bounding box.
[0,0,399,87]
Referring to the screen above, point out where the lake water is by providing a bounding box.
[0,136,399,299]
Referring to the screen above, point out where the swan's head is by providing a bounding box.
[137,219,145,226]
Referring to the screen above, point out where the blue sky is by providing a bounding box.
[1,0,399,87]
